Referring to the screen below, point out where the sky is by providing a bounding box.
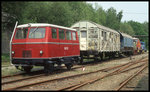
[86,1,149,23]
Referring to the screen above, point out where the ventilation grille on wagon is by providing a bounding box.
[22,50,32,57]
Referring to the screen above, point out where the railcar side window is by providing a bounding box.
[29,28,45,38]
[102,31,106,41]
[81,31,86,38]
[66,30,72,40]
[15,28,28,39]
[72,32,76,40]
[52,28,57,39]
[59,29,65,40]
[102,31,104,37]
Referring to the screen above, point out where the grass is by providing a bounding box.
[1,53,43,76]
[1,53,11,66]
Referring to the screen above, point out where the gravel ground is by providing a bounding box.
[121,67,149,91]
[17,52,149,91]
[76,53,149,91]
[2,53,148,91]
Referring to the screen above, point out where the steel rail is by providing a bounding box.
[2,66,83,85]
[57,59,148,91]
[2,74,43,85]
[2,58,147,91]
[2,54,147,78]
[115,64,148,91]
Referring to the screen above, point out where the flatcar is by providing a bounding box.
[133,37,141,54]
[10,22,80,73]
[71,20,120,63]
[118,32,134,55]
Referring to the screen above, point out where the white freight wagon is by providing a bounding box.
[71,20,120,63]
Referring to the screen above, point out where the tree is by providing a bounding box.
[120,22,135,35]
[127,20,148,50]
[2,1,28,31]
[105,7,123,30]
[94,6,106,25]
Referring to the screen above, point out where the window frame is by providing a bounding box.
[81,30,87,38]
[66,30,72,40]
[58,28,65,40]
[14,27,29,39]
[72,31,77,40]
[28,27,46,39]
[51,27,57,39]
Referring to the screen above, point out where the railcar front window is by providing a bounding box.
[29,28,45,38]
[15,28,28,39]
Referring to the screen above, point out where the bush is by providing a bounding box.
[2,53,10,62]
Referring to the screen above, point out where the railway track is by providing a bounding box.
[2,56,148,91]
[2,65,84,85]
[2,53,147,78]
[1,55,129,81]
[115,64,148,91]
[57,58,148,91]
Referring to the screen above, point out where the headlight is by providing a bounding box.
[12,51,15,54]
[40,50,43,54]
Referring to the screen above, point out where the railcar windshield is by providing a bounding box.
[15,28,28,39]
[29,28,45,38]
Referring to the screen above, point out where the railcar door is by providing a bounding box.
[65,30,72,56]
[49,27,59,58]
[80,30,87,51]
[58,28,66,57]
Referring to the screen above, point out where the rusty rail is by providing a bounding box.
[115,64,148,91]
[57,59,148,91]
[2,57,148,91]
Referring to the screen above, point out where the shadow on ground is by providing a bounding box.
[134,75,149,90]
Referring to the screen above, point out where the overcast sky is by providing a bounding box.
[86,1,149,23]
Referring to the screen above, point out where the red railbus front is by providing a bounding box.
[10,23,80,73]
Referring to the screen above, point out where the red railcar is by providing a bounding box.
[10,22,80,73]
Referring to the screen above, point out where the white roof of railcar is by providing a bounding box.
[71,20,119,34]
[17,23,76,31]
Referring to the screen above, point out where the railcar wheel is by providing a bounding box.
[65,63,73,70]
[94,55,99,62]
[22,66,33,73]
[44,61,54,74]
[80,56,84,64]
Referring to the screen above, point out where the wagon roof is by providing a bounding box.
[119,32,133,39]
[17,23,76,31]
[71,20,119,34]
[91,21,119,34]
[132,37,139,40]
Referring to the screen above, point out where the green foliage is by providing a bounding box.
[2,1,148,50]
[94,6,106,25]
[105,7,123,30]
[2,53,10,62]
[127,21,149,50]
[120,22,135,35]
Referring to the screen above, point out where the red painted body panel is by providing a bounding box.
[12,26,80,59]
